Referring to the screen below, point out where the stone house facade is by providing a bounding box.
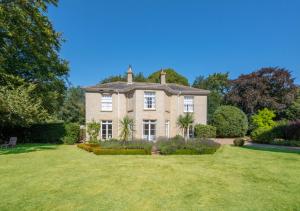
[84,67,210,141]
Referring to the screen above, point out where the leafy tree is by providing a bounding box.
[0,75,49,127]
[193,73,230,122]
[119,116,134,141]
[148,68,189,86]
[0,0,69,115]
[225,67,297,116]
[133,72,147,82]
[59,87,85,124]
[177,113,194,141]
[283,88,300,120]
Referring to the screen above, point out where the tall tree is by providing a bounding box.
[0,74,49,127]
[0,0,69,115]
[177,113,194,142]
[59,87,85,124]
[225,67,297,116]
[283,87,300,120]
[148,68,189,86]
[98,72,147,84]
[193,73,230,122]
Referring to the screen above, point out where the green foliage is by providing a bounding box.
[250,127,275,143]
[100,139,153,154]
[99,72,147,84]
[233,138,245,146]
[156,138,221,155]
[148,68,189,86]
[283,88,300,120]
[194,124,216,138]
[212,106,248,137]
[193,73,230,122]
[26,123,65,143]
[63,123,80,145]
[119,116,134,141]
[77,142,151,155]
[93,148,149,155]
[251,108,276,129]
[59,87,85,124]
[177,113,194,140]
[0,76,49,127]
[0,0,69,115]
[87,121,100,143]
[225,67,297,116]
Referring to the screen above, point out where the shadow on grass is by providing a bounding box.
[242,145,300,155]
[0,144,59,155]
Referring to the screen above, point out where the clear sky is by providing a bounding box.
[48,0,300,86]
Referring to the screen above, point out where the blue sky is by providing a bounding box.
[48,0,300,86]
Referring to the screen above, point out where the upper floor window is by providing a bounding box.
[144,92,156,109]
[184,96,194,112]
[101,94,112,111]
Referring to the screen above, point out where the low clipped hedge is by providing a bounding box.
[157,138,221,155]
[77,143,151,155]
[93,148,148,155]
[194,124,216,138]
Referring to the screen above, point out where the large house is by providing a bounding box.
[84,67,210,141]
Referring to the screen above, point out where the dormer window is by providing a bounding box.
[144,92,156,109]
[101,94,112,111]
[184,96,194,112]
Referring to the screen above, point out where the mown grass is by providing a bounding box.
[0,144,299,210]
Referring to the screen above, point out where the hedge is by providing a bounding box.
[77,143,150,155]
[156,138,221,155]
[212,106,248,138]
[1,122,80,144]
[194,124,216,138]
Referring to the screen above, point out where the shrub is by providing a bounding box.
[156,138,221,155]
[87,120,100,143]
[212,106,248,138]
[93,148,149,155]
[77,143,100,152]
[194,124,216,138]
[233,138,245,146]
[251,108,276,129]
[101,139,153,154]
[250,127,274,143]
[63,123,80,144]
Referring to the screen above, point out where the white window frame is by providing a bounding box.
[165,120,170,138]
[101,120,112,140]
[144,92,156,110]
[101,94,112,111]
[184,96,194,113]
[143,120,156,141]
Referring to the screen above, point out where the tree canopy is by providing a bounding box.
[225,67,297,116]
[58,87,85,125]
[0,0,69,115]
[193,73,230,122]
[148,68,189,86]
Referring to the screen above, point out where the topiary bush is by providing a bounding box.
[194,124,216,138]
[63,123,80,145]
[233,138,245,146]
[212,106,248,138]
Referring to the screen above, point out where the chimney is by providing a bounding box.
[160,69,166,84]
[127,65,133,84]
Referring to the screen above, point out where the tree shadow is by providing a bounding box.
[0,144,59,155]
[242,145,300,155]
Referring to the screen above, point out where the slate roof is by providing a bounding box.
[83,81,210,95]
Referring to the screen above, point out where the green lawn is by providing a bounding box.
[0,144,299,210]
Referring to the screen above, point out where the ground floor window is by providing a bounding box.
[143,120,156,141]
[101,120,112,140]
[165,120,170,138]
[188,125,194,139]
